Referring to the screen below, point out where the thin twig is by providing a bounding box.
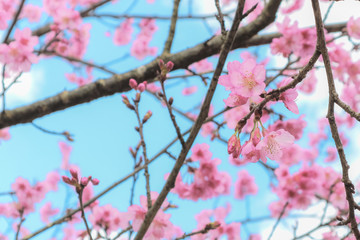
[215,0,226,35]
[2,0,26,43]
[134,100,152,209]
[112,226,132,240]
[78,188,93,240]
[267,202,289,240]
[163,0,181,54]
[160,81,186,148]
[15,209,25,240]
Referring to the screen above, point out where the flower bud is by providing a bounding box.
[228,134,241,158]
[91,178,100,185]
[142,110,152,124]
[129,147,136,158]
[70,168,78,180]
[129,78,138,90]
[122,95,135,110]
[168,97,174,105]
[138,83,146,92]
[80,176,90,186]
[158,59,165,68]
[166,61,174,71]
[135,92,141,102]
[252,126,261,145]
[232,138,241,158]
[62,176,72,185]
[227,135,237,154]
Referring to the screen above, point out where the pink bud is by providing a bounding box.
[62,176,72,185]
[70,168,78,180]
[227,135,237,154]
[158,59,165,68]
[232,139,241,158]
[166,61,174,71]
[138,83,146,92]
[129,78,138,89]
[80,176,90,186]
[228,134,241,158]
[252,127,261,145]
[91,178,100,185]
[142,110,152,124]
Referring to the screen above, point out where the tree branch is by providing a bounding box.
[133,0,248,238]
[162,0,181,54]
[311,0,360,238]
[0,0,283,129]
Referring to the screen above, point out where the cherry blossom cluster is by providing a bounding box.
[270,164,346,217]
[0,172,60,220]
[125,192,182,239]
[271,17,317,58]
[62,168,99,194]
[170,143,231,201]
[0,28,38,73]
[131,18,158,60]
[113,18,134,46]
[191,204,241,240]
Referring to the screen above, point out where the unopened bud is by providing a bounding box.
[142,110,152,124]
[158,92,164,98]
[80,176,90,186]
[166,61,174,71]
[135,126,139,132]
[129,78,138,90]
[70,168,78,180]
[138,83,146,92]
[227,134,241,158]
[158,59,165,68]
[91,178,100,185]
[135,92,141,102]
[62,176,72,185]
[129,147,136,158]
[168,97,174,105]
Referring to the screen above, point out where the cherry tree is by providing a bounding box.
[0,0,360,239]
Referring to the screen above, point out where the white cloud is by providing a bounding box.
[1,68,44,108]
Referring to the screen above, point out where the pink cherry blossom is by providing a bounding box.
[192,204,241,240]
[21,4,42,23]
[256,129,295,162]
[182,86,198,95]
[59,141,72,170]
[347,17,360,40]
[40,202,59,223]
[189,59,213,73]
[89,204,128,234]
[219,59,265,98]
[114,18,133,45]
[235,170,258,199]
[227,134,241,158]
[281,0,305,14]
[269,115,306,140]
[0,127,10,143]
[126,192,182,239]
[278,78,299,114]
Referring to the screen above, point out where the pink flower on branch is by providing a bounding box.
[219,59,265,99]
[235,170,258,199]
[62,168,99,193]
[256,129,295,162]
